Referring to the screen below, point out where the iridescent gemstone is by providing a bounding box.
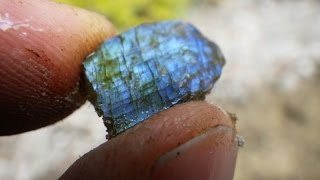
[83,20,225,138]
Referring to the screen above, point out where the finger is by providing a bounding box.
[0,0,116,135]
[61,101,238,180]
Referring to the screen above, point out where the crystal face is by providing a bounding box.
[83,21,225,138]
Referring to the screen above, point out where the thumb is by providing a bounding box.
[61,102,238,180]
[0,0,115,135]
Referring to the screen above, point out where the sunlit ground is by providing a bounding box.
[1,0,319,179]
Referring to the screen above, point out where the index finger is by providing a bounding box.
[0,0,115,135]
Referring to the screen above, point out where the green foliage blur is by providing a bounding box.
[56,0,190,30]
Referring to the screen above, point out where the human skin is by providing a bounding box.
[0,0,238,179]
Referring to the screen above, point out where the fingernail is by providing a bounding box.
[150,126,238,180]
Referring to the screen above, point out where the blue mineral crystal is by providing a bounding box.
[83,20,225,138]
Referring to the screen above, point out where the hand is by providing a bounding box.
[0,0,238,179]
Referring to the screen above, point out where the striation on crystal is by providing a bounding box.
[83,20,225,138]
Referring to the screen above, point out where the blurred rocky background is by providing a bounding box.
[1,0,320,179]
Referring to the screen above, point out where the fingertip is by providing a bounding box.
[61,102,237,179]
[151,126,238,180]
[0,0,116,135]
